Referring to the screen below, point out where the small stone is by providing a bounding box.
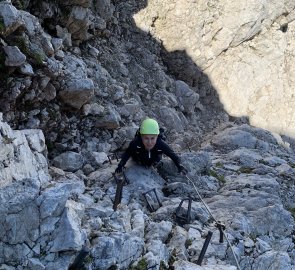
[4,46,26,66]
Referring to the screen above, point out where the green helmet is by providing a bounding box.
[140,118,160,135]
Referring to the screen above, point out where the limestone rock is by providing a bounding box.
[66,6,90,43]
[134,0,295,136]
[174,80,199,114]
[95,106,121,129]
[19,63,34,75]
[27,258,46,270]
[91,151,108,166]
[52,151,84,172]
[37,180,85,220]
[0,119,50,188]
[4,46,26,66]
[144,240,170,269]
[252,251,292,270]
[94,0,114,20]
[159,106,187,131]
[59,78,94,109]
[50,200,86,252]
[58,0,91,8]
[173,260,237,270]
[91,234,144,270]
[0,2,24,36]
[211,128,257,153]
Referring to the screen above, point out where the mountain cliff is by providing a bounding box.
[0,0,295,269]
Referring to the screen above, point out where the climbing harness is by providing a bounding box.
[184,175,242,270]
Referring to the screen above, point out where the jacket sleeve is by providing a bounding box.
[118,140,136,167]
[159,140,182,169]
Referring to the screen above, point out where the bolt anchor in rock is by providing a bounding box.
[216,221,225,243]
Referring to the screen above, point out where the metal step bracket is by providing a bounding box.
[175,197,192,225]
[107,153,119,164]
[142,188,162,212]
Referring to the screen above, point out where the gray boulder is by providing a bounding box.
[211,128,257,152]
[91,233,144,270]
[174,80,199,114]
[95,106,121,129]
[0,118,50,188]
[52,151,84,172]
[50,200,86,252]
[59,78,94,109]
[4,46,26,66]
[0,2,24,36]
[252,251,292,270]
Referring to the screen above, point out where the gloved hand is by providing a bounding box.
[178,164,188,175]
[115,164,124,174]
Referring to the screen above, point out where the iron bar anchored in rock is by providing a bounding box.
[107,153,119,164]
[142,188,162,212]
[112,171,128,211]
[175,197,192,225]
[184,175,241,270]
[196,231,213,266]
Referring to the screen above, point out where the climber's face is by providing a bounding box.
[141,134,158,150]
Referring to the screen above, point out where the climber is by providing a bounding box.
[115,118,187,175]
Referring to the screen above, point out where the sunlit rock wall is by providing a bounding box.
[134,0,295,136]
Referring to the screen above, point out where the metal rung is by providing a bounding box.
[107,153,119,164]
[142,188,162,212]
[175,197,192,225]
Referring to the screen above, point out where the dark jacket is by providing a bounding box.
[118,136,182,170]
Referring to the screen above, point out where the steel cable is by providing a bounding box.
[185,175,242,270]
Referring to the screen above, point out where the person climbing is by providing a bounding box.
[115,118,187,175]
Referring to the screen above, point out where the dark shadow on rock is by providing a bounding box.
[115,0,232,135]
[3,0,249,156]
[160,48,224,110]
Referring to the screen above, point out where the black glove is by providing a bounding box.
[178,164,188,175]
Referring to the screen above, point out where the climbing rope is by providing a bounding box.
[184,175,242,270]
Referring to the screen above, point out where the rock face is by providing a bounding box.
[134,0,295,136]
[0,117,87,268]
[1,113,295,270]
[0,113,49,188]
[0,0,228,163]
[59,78,94,109]
[4,46,26,66]
[1,1,295,269]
